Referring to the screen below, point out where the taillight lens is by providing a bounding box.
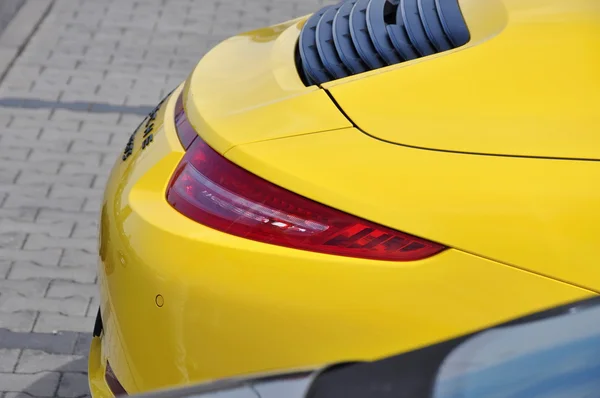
[167,96,445,261]
[174,94,197,150]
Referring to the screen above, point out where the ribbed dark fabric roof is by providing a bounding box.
[298,0,470,85]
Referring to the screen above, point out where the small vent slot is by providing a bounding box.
[435,0,470,47]
[367,0,402,64]
[299,7,334,85]
[350,0,386,69]
[297,0,470,85]
[317,5,351,79]
[418,0,453,51]
[333,0,369,75]
[400,0,436,56]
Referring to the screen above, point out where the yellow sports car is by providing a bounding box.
[88,0,600,396]
[113,297,600,398]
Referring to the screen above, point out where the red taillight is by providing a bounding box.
[167,96,445,261]
[174,94,197,150]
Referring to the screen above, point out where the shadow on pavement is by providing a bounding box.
[18,358,90,398]
[0,329,92,398]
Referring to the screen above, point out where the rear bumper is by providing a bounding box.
[90,82,594,395]
[96,216,593,395]
[89,309,128,398]
[89,332,113,398]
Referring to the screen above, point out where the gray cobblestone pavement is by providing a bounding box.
[0,0,25,36]
[0,0,335,396]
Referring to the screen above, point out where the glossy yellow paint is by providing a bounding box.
[324,0,600,159]
[227,128,600,292]
[90,0,599,396]
[89,84,595,396]
[88,337,110,398]
[182,17,351,155]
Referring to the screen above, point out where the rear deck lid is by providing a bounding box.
[324,0,600,160]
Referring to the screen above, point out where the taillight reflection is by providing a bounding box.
[105,361,128,396]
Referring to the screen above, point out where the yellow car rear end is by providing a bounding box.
[89,0,600,395]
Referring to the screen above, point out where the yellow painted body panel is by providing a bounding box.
[182,18,350,154]
[89,86,595,395]
[88,337,111,398]
[227,128,600,292]
[324,0,600,159]
[90,0,599,395]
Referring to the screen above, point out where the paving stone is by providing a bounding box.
[0,372,60,397]
[0,147,30,161]
[0,232,26,249]
[16,350,86,373]
[0,330,78,355]
[29,153,101,168]
[81,198,102,214]
[33,313,95,334]
[85,296,99,317]
[3,196,84,212]
[0,260,11,279]
[0,279,50,298]
[24,235,96,252]
[0,209,37,223]
[0,349,20,372]
[0,296,89,317]
[46,282,98,299]
[3,393,27,398]
[0,220,74,238]
[59,163,110,177]
[0,107,51,119]
[0,126,40,142]
[72,333,92,356]
[0,312,37,333]
[57,373,89,398]
[0,250,62,267]
[17,172,94,188]
[48,186,103,201]
[36,210,97,224]
[59,250,97,268]
[0,159,59,174]
[70,223,98,239]
[0,169,19,184]
[9,263,96,284]
[0,135,64,153]
[51,109,121,125]
[91,174,109,190]
[0,184,49,198]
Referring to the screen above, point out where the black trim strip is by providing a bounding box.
[93,308,103,338]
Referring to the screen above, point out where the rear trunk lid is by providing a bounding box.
[323,0,600,160]
[227,127,600,293]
